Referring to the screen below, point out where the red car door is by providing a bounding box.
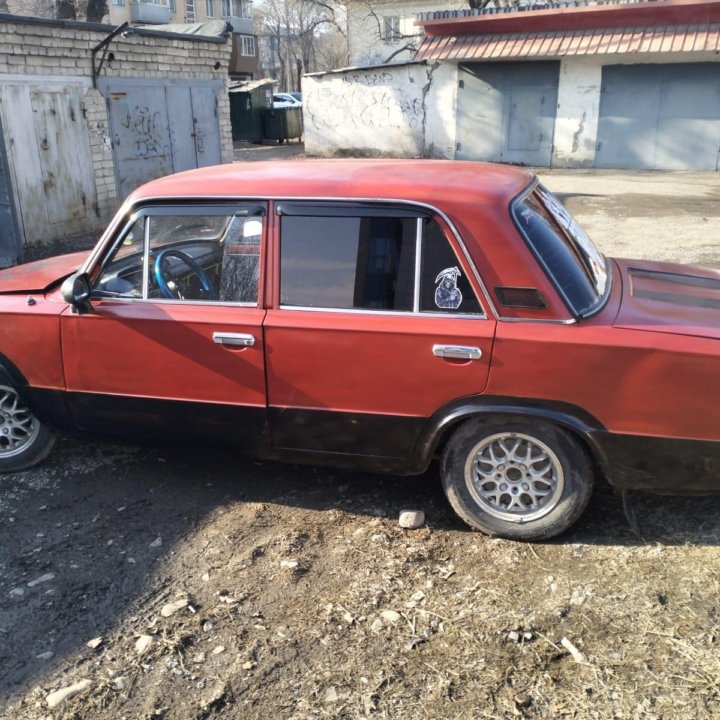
[264,202,496,460]
[61,204,268,448]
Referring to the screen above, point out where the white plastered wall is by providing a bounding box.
[304,61,457,158]
[552,57,603,167]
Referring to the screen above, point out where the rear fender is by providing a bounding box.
[412,396,609,474]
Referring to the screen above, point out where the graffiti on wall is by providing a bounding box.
[312,71,424,136]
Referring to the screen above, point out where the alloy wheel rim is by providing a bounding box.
[0,385,40,458]
[464,432,564,523]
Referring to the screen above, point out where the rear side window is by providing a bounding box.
[280,215,416,310]
[279,207,483,315]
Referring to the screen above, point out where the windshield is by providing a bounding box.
[514,185,609,317]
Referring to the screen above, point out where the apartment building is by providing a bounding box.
[6,0,258,79]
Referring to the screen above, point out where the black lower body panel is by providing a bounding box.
[595,432,720,493]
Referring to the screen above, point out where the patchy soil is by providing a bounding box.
[2,166,720,720]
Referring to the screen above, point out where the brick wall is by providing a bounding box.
[0,15,233,252]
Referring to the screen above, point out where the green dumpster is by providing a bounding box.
[261,107,303,143]
[228,81,273,143]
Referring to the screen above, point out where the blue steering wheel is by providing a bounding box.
[154,248,213,300]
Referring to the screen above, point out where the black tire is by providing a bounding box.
[0,382,55,473]
[440,417,593,541]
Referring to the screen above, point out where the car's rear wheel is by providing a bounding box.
[0,383,55,473]
[441,418,593,541]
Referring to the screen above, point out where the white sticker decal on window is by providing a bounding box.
[434,266,463,310]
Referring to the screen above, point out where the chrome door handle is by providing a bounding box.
[213,332,255,347]
[433,344,482,360]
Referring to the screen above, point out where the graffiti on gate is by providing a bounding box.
[120,105,169,159]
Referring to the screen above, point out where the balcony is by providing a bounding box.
[130,0,173,23]
[223,15,253,33]
[222,0,253,34]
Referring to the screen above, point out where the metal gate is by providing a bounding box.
[100,79,223,200]
[0,80,98,256]
[596,63,720,171]
[456,61,560,166]
[0,117,20,267]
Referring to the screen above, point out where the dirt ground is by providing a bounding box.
[2,152,720,720]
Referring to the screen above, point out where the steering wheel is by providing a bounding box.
[153,248,213,300]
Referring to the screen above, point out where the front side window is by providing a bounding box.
[279,207,482,315]
[95,207,263,304]
[513,187,608,317]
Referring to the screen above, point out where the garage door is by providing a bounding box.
[456,61,559,166]
[596,63,720,171]
[99,78,224,200]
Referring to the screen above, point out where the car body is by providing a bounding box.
[273,93,302,109]
[1,160,719,540]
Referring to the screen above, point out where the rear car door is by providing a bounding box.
[264,202,497,460]
[60,203,268,448]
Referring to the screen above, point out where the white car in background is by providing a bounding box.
[273,93,302,109]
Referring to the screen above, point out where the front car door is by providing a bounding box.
[61,202,268,448]
[264,202,497,463]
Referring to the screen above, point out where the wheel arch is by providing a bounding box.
[0,352,30,395]
[413,396,610,478]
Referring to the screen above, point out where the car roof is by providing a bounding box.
[130,159,535,209]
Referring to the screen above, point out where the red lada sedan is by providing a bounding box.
[0,160,718,540]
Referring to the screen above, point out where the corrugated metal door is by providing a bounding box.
[456,61,559,165]
[596,64,720,171]
[0,118,20,267]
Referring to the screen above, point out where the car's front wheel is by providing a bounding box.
[0,383,55,473]
[441,418,593,541]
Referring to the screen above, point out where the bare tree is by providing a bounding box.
[86,0,107,21]
[257,0,346,90]
[55,0,76,18]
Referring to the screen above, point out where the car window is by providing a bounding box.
[95,208,263,304]
[280,215,416,310]
[279,209,482,315]
[420,218,483,315]
[514,191,601,316]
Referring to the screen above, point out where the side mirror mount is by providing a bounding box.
[60,272,93,314]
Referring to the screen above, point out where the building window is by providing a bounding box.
[383,15,400,42]
[168,0,175,11]
[222,0,251,16]
[186,0,195,21]
[112,0,125,6]
[206,0,214,15]
[241,35,256,56]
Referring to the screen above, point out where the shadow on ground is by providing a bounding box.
[1,436,718,701]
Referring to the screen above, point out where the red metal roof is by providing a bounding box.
[418,0,720,36]
[416,22,720,59]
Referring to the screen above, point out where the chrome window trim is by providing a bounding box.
[278,304,487,320]
[412,218,422,313]
[142,215,151,300]
[96,194,499,320]
[92,297,259,308]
